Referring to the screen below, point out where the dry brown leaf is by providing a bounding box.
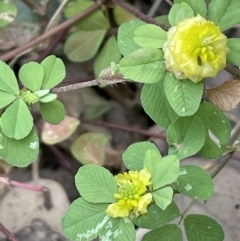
[207,79,240,111]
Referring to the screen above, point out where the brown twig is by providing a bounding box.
[0,0,109,62]
[225,63,240,80]
[112,0,168,31]
[52,78,126,93]
[0,223,20,241]
[81,119,166,139]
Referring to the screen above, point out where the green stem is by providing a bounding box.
[178,199,195,225]
[178,151,235,225]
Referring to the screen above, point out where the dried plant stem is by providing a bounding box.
[112,0,168,31]
[0,0,108,61]
[225,63,240,80]
[52,78,126,93]
[81,119,166,139]
[0,223,20,241]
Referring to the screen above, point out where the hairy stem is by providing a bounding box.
[52,78,126,93]
[0,223,20,241]
[0,0,109,61]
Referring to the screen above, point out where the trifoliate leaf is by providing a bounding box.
[0,91,16,108]
[152,187,174,210]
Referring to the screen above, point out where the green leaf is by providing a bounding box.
[184,214,224,241]
[0,1,17,28]
[141,81,179,129]
[134,202,180,229]
[19,62,44,91]
[163,73,204,116]
[64,0,110,30]
[40,100,65,125]
[0,128,39,167]
[99,218,136,241]
[134,24,167,48]
[155,15,171,27]
[118,20,146,56]
[41,55,66,89]
[113,5,138,25]
[174,165,214,200]
[0,61,19,95]
[0,91,16,108]
[39,93,57,103]
[75,164,118,203]
[208,0,240,31]
[94,36,122,77]
[1,99,33,139]
[122,141,161,171]
[64,30,106,62]
[166,116,205,160]
[168,3,194,26]
[62,198,109,241]
[227,38,240,66]
[119,47,166,83]
[196,102,231,159]
[174,0,207,17]
[152,187,174,210]
[34,89,50,98]
[144,151,179,190]
[142,224,183,241]
[71,132,108,165]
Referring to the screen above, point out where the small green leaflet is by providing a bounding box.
[40,100,65,125]
[174,165,214,200]
[19,62,44,91]
[141,81,179,129]
[166,116,205,160]
[0,128,39,167]
[142,224,183,241]
[196,102,231,159]
[1,99,33,140]
[41,55,66,89]
[227,38,240,66]
[208,0,240,31]
[75,164,118,203]
[99,217,136,241]
[174,0,207,18]
[0,91,16,108]
[163,73,204,116]
[134,202,180,229]
[64,0,110,30]
[134,24,167,48]
[122,141,161,171]
[62,198,109,241]
[64,30,106,62]
[152,187,174,210]
[117,20,146,56]
[0,1,17,27]
[119,47,166,83]
[184,214,224,241]
[168,2,194,26]
[144,150,179,190]
[0,61,19,95]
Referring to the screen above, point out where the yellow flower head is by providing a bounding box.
[163,14,228,83]
[106,168,152,218]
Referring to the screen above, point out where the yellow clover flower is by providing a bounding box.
[106,167,152,218]
[163,14,228,83]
